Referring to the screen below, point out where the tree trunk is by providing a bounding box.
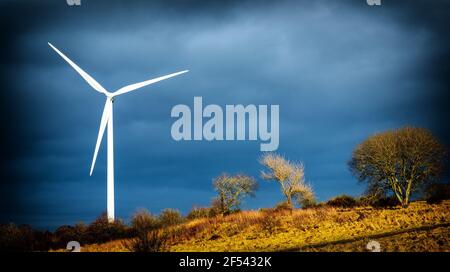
[401,194,410,207]
[393,190,403,207]
[220,194,227,214]
[403,180,413,207]
[286,195,292,208]
[390,177,406,207]
[401,200,409,207]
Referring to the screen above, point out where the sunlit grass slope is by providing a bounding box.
[81,200,449,252]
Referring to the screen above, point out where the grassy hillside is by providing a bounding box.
[79,200,449,252]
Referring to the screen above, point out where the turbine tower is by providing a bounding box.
[48,42,188,222]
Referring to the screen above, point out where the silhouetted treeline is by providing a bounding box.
[0,213,132,251]
[0,209,187,251]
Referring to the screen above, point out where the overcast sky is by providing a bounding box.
[0,0,449,230]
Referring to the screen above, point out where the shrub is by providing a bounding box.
[86,213,130,243]
[209,199,224,217]
[259,214,281,234]
[355,192,400,208]
[273,201,293,212]
[356,195,376,206]
[0,224,51,251]
[52,215,131,247]
[159,209,184,227]
[73,222,88,238]
[131,209,160,234]
[0,224,31,251]
[187,207,211,220]
[53,222,87,247]
[326,195,358,208]
[297,185,317,208]
[370,195,399,208]
[425,183,450,204]
[0,224,53,252]
[124,230,168,252]
[32,230,53,251]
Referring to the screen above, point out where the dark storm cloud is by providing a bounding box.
[0,0,448,229]
[386,0,450,142]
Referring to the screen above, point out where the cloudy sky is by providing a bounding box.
[0,0,449,230]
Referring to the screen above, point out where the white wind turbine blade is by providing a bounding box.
[112,70,189,97]
[90,99,112,176]
[48,42,110,96]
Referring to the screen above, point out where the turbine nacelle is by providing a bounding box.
[106,95,115,102]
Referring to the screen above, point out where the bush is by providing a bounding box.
[209,198,225,216]
[295,183,317,208]
[85,213,130,243]
[32,230,53,251]
[258,202,293,214]
[187,207,211,220]
[326,195,358,208]
[52,215,132,247]
[0,224,31,251]
[159,209,184,227]
[1,214,140,251]
[54,225,76,248]
[131,209,160,234]
[298,190,317,208]
[367,195,399,208]
[0,224,53,252]
[124,230,168,252]
[273,201,293,212]
[356,195,374,206]
[259,214,281,234]
[425,183,450,204]
[53,222,87,248]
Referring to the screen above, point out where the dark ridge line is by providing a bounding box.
[279,222,450,252]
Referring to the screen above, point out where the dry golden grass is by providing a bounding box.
[79,200,450,252]
[308,225,449,252]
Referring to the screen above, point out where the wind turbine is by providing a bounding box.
[48,42,188,222]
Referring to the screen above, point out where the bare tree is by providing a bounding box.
[260,153,315,208]
[213,174,258,214]
[349,127,447,207]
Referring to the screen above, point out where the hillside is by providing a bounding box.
[78,200,449,252]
